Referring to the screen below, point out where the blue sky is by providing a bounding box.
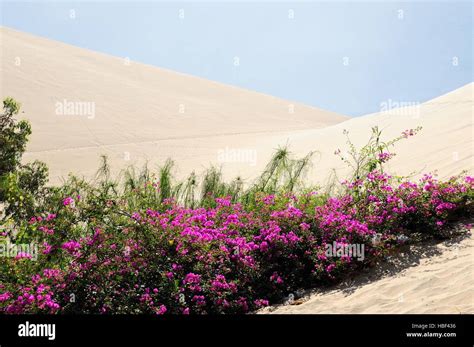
[1,1,472,116]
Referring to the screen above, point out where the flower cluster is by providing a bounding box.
[0,172,472,314]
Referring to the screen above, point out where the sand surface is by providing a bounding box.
[1,27,472,186]
[261,232,473,314]
[0,26,347,183]
[2,26,471,186]
[1,27,473,314]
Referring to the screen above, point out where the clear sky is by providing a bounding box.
[1,0,472,116]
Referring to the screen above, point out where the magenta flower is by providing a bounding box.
[156,305,167,315]
[42,242,53,255]
[269,272,283,285]
[0,292,12,302]
[378,152,393,163]
[15,252,32,260]
[61,241,81,255]
[254,299,269,307]
[62,197,74,206]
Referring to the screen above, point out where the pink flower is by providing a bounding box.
[156,305,167,315]
[402,129,415,138]
[15,252,32,260]
[46,213,56,221]
[378,152,394,163]
[0,292,12,302]
[183,273,201,284]
[270,272,283,285]
[42,242,53,255]
[183,273,201,292]
[254,299,269,307]
[61,241,81,255]
[62,197,74,206]
[299,222,310,231]
[191,295,206,306]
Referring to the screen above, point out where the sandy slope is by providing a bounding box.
[261,232,474,314]
[1,27,472,185]
[16,81,474,185]
[270,82,473,185]
[0,26,347,183]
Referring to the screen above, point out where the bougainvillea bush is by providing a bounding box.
[0,99,472,314]
[1,170,472,314]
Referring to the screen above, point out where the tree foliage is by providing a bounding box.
[0,97,48,221]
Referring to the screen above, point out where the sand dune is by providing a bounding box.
[261,232,474,314]
[1,27,471,185]
[0,26,347,183]
[274,82,473,184]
